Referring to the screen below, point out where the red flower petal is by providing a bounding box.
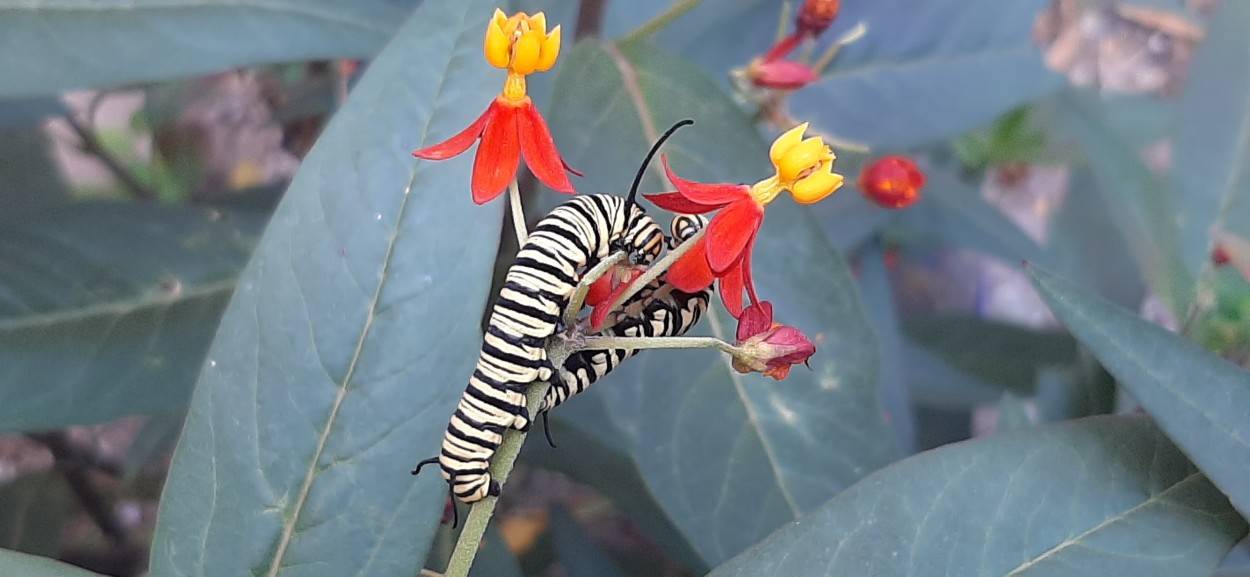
[644,192,718,215]
[719,261,746,318]
[472,101,522,204]
[740,245,761,307]
[412,105,493,160]
[737,301,774,341]
[666,238,716,293]
[705,200,763,274]
[584,274,615,306]
[752,60,820,90]
[517,100,575,194]
[662,156,749,207]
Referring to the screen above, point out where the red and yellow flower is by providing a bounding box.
[731,301,817,380]
[413,9,578,204]
[858,155,925,209]
[646,123,843,317]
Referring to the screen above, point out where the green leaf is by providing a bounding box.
[0,474,70,557]
[902,313,1080,393]
[857,244,916,453]
[0,0,420,98]
[1049,168,1148,309]
[0,127,71,219]
[1173,0,1250,283]
[1059,90,1193,316]
[708,415,1248,577]
[1029,264,1250,519]
[789,0,1063,148]
[0,203,264,433]
[0,550,105,577]
[550,505,627,577]
[520,405,708,574]
[148,1,504,576]
[0,97,66,128]
[547,41,900,566]
[995,391,1033,431]
[122,412,186,480]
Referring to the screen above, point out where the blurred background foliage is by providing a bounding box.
[0,0,1248,576]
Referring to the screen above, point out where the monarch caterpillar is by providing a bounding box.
[413,120,695,509]
[540,214,712,423]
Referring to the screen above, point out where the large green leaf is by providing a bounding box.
[0,550,105,577]
[857,244,915,453]
[0,97,66,128]
[0,127,70,219]
[1173,0,1250,283]
[902,313,1079,393]
[708,416,1248,577]
[0,0,420,98]
[1060,90,1192,317]
[546,41,899,566]
[1049,168,1147,309]
[0,203,263,433]
[1029,264,1250,519]
[148,1,503,576]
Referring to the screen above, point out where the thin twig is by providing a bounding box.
[811,22,868,75]
[581,334,742,355]
[618,0,705,45]
[63,113,158,201]
[507,179,529,246]
[574,0,607,41]
[563,251,629,332]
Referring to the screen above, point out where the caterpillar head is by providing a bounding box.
[618,118,695,266]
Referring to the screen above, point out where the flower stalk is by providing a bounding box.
[601,225,707,323]
[507,179,528,245]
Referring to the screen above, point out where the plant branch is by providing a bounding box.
[619,0,704,46]
[579,334,743,355]
[63,113,158,202]
[604,226,707,318]
[574,0,607,41]
[507,179,528,246]
[563,251,629,332]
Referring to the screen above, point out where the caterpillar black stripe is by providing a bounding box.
[540,214,712,417]
[413,120,695,509]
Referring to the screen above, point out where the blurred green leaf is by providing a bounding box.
[520,405,708,574]
[1050,168,1148,309]
[953,107,1055,170]
[0,550,105,577]
[0,0,422,98]
[148,2,504,576]
[122,411,186,480]
[1034,362,1117,423]
[0,128,70,219]
[550,505,627,577]
[891,157,1051,267]
[1029,264,1250,519]
[857,244,916,453]
[0,203,264,433]
[789,0,1063,148]
[903,342,1011,409]
[1060,90,1192,316]
[547,41,899,566]
[708,415,1247,577]
[468,522,522,577]
[0,97,66,128]
[0,474,70,557]
[995,392,1033,431]
[1173,0,1250,284]
[902,313,1079,393]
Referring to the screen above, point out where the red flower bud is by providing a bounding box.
[1213,245,1232,267]
[858,155,925,209]
[796,0,840,38]
[747,59,821,90]
[731,301,817,380]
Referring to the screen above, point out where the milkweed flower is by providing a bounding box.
[730,301,816,380]
[796,0,840,38]
[412,9,577,204]
[645,123,843,317]
[858,155,925,209]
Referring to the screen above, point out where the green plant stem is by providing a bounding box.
[811,22,868,75]
[604,226,707,317]
[580,334,743,355]
[443,346,572,577]
[563,251,629,332]
[508,179,528,246]
[619,0,704,45]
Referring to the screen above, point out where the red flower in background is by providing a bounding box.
[858,155,925,209]
[796,0,840,38]
[412,10,579,204]
[730,301,816,380]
